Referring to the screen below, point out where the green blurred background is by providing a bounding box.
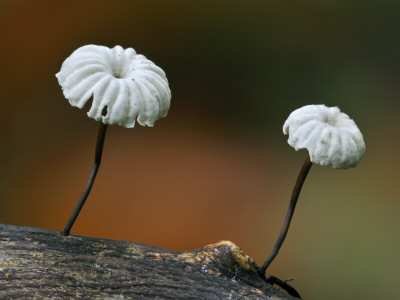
[1,1,399,299]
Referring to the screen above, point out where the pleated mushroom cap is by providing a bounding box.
[283,105,365,169]
[56,45,171,128]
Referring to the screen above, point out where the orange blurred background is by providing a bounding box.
[1,1,399,299]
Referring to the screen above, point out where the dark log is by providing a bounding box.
[0,224,300,299]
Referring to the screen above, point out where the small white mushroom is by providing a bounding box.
[56,44,171,128]
[283,104,365,169]
[259,105,366,293]
[56,45,171,236]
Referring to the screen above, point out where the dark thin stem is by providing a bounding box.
[258,156,312,276]
[61,122,108,236]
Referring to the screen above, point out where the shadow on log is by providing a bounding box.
[0,224,301,299]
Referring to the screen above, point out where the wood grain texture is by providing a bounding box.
[0,224,300,299]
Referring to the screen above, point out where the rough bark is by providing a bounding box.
[0,224,300,299]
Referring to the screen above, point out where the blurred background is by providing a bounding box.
[1,0,399,299]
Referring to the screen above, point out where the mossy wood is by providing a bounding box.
[0,224,300,299]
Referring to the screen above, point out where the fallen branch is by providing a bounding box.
[0,224,300,299]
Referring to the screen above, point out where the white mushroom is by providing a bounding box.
[56,44,171,128]
[283,104,365,169]
[259,105,366,293]
[56,45,171,236]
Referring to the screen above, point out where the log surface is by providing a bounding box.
[0,224,300,299]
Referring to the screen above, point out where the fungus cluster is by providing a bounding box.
[56,44,366,298]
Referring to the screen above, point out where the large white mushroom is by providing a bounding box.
[258,105,365,296]
[57,44,171,236]
[56,44,171,128]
